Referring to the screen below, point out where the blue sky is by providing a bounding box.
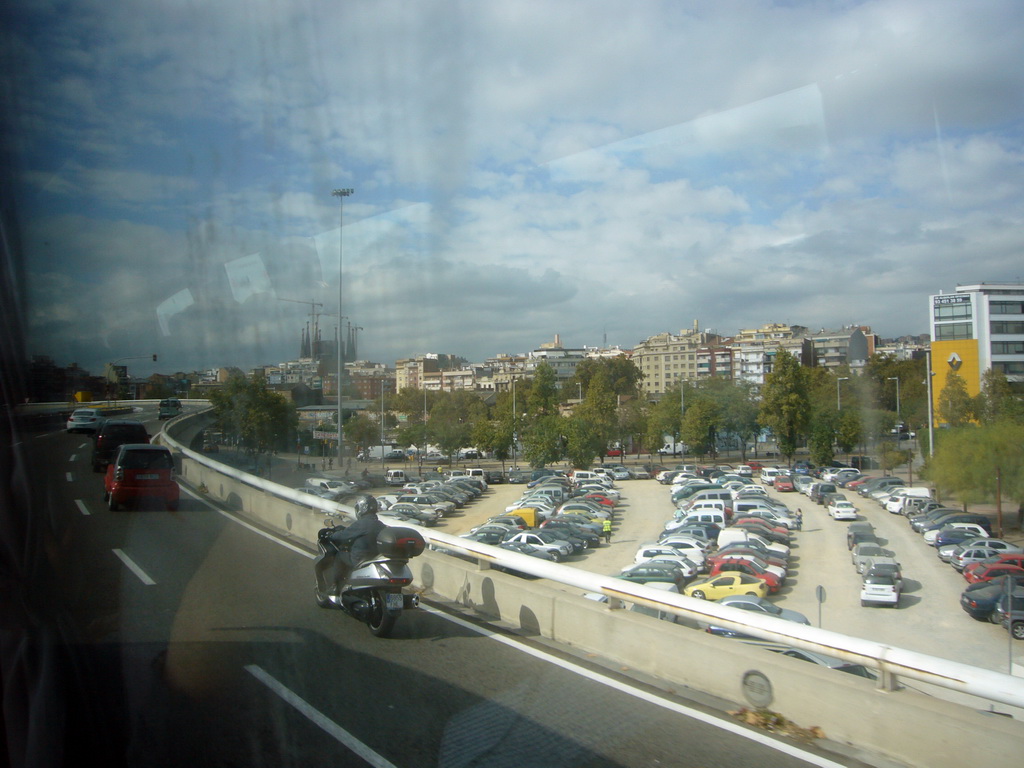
[6,0,1024,377]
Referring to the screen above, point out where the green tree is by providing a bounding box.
[758,349,811,462]
[713,379,760,459]
[680,395,719,458]
[209,375,296,455]
[564,368,617,467]
[836,408,862,455]
[924,422,1024,532]
[645,382,683,456]
[937,371,973,427]
[808,414,836,467]
[344,412,380,456]
[976,368,1024,425]
[520,363,565,468]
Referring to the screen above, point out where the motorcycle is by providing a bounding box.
[314,517,426,637]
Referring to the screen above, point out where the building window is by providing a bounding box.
[991,321,1024,335]
[991,301,1024,315]
[934,303,972,320]
[935,322,973,340]
[992,341,1024,354]
[993,361,1024,376]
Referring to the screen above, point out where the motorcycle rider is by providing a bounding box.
[325,494,387,594]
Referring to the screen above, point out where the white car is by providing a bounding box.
[828,500,859,520]
[860,574,900,607]
[923,522,989,545]
[635,543,705,571]
[66,407,103,433]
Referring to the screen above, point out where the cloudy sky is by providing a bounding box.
[6,0,1024,378]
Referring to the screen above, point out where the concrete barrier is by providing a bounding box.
[162,418,1024,767]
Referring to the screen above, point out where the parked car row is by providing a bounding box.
[601,473,804,600]
[452,469,625,572]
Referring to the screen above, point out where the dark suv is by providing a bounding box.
[91,419,150,472]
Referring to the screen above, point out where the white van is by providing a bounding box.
[385,469,409,486]
[884,487,932,515]
[678,510,727,528]
[759,467,783,485]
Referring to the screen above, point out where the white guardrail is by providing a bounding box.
[160,424,1024,713]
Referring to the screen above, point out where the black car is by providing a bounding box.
[91,419,150,472]
[847,529,878,551]
[541,521,601,549]
[960,574,1024,621]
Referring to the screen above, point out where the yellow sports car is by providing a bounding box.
[682,573,769,600]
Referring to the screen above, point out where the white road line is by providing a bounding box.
[75,500,90,516]
[419,605,850,768]
[112,548,156,586]
[65,472,73,482]
[70,454,77,462]
[245,665,398,768]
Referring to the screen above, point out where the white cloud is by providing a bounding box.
[11,0,1024,374]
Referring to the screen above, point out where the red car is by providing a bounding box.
[708,558,783,593]
[963,555,1024,582]
[707,546,788,570]
[962,562,1024,585]
[774,476,795,492]
[104,443,180,511]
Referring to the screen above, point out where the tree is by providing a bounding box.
[564,368,617,467]
[808,414,836,467]
[428,391,483,462]
[680,395,719,459]
[937,371,973,427]
[757,349,811,462]
[713,379,760,459]
[976,368,1024,425]
[645,382,683,456]
[520,363,566,468]
[924,422,1024,532]
[209,375,297,455]
[835,408,862,455]
[344,412,380,456]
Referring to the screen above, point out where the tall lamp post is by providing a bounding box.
[887,376,901,422]
[925,348,935,458]
[837,377,849,411]
[332,188,354,466]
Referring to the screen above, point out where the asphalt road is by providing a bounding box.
[7,409,882,768]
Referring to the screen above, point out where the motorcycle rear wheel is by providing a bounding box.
[367,590,397,638]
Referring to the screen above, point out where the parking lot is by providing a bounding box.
[431,467,1024,677]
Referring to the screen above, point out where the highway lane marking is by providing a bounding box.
[75,500,90,516]
[245,665,398,768]
[113,548,156,585]
[66,472,73,482]
[419,604,850,768]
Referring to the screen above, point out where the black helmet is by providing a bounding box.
[353,494,379,518]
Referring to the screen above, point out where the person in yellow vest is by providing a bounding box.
[602,517,612,544]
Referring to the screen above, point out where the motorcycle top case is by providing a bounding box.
[376,526,426,558]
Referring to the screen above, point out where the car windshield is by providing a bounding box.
[9,3,1024,765]
[119,450,173,471]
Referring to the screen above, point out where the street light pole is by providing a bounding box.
[887,376,901,422]
[837,377,849,411]
[332,188,353,466]
[925,348,935,458]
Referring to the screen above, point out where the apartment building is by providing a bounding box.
[929,283,1024,408]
